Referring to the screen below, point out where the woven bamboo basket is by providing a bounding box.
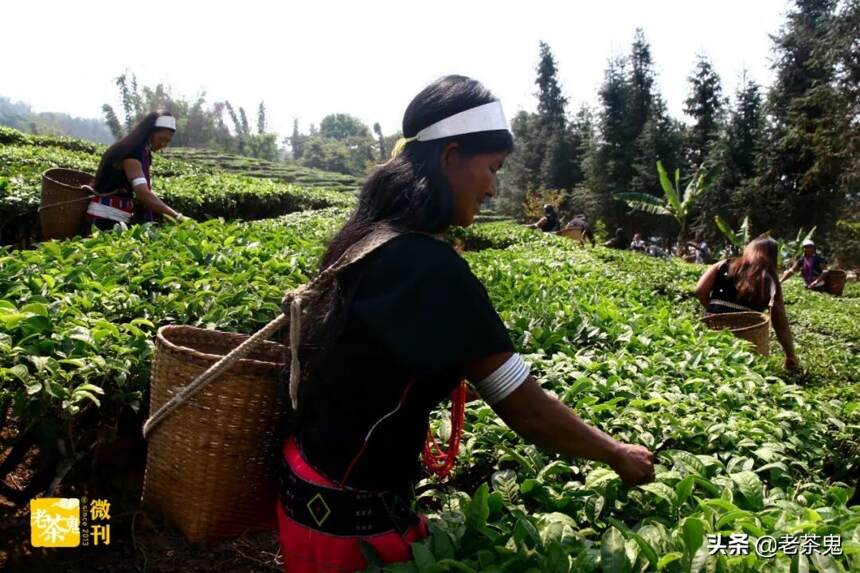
[824,270,847,296]
[558,228,585,242]
[701,311,770,356]
[39,168,94,240]
[141,325,289,542]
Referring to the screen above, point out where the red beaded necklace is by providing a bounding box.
[422,380,467,478]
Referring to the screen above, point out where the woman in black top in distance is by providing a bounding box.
[696,237,799,369]
[276,75,655,572]
[83,110,185,235]
[528,203,560,232]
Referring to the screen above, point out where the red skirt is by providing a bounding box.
[276,437,428,572]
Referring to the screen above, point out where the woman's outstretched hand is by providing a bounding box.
[609,443,656,486]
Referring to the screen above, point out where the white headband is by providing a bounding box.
[154,115,176,130]
[388,101,509,159]
[415,101,508,141]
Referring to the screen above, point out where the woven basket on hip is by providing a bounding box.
[701,311,770,356]
[141,326,289,541]
[824,270,847,296]
[39,168,95,240]
[141,223,407,543]
[558,228,584,242]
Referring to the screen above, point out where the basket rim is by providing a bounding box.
[701,310,769,334]
[42,167,94,188]
[156,324,286,370]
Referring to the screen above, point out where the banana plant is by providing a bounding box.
[714,215,751,254]
[615,160,713,245]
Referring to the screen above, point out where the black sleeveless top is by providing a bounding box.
[294,234,514,494]
[540,213,560,232]
[94,144,152,198]
[707,260,770,313]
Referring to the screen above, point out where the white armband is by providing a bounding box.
[130,177,148,188]
[475,353,530,405]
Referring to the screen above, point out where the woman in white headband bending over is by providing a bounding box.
[82,110,185,235]
[275,75,655,573]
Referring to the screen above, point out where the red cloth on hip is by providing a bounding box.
[276,436,428,573]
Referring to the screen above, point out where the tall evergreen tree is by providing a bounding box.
[224,102,242,136]
[627,30,666,198]
[682,53,727,241]
[684,54,725,169]
[566,105,595,189]
[832,0,860,213]
[535,41,567,129]
[257,102,267,134]
[704,73,767,235]
[290,118,306,160]
[373,122,386,161]
[727,74,765,183]
[101,104,123,140]
[238,107,250,137]
[533,42,575,190]
[500,111,541,214]
[756,0,845,235]
[587,56,634,229]
[628,29,655,144]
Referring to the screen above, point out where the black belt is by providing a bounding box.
[277,453,419,536]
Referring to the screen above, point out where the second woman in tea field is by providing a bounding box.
[82,110,185,235]
[696,237,800,369]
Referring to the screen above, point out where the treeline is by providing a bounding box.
[102,73,280,162]
[496,0,859,264]
[0,96,114,144]
[104,73,395,176]
[285,114,399,177]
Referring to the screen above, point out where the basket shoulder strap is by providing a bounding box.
[281,222,411,312]
[143,224,430,439]
[314,223,405,286]
[282,223,411,410]
[142,312,290,439]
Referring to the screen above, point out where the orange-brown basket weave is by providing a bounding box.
[140,223,405,543]
[39,168,94,240]
[824,270,847,296]
[141,325,289,542]
[701,311,770,356]
[558,228,585,242]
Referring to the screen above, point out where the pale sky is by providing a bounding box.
[1,0,791,139]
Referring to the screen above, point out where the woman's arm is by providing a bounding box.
[807,259,831,288]
[695,261,722,308]
[770,289,799,368]
[122,159,184,220]
[463,354,655,486]
[781,258,801,282]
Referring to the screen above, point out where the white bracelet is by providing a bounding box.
[130,177,147,188]
[475,353,530,405]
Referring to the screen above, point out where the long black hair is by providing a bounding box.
[285,75,514,416]
[93,110,175,191]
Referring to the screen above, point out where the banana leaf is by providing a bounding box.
[656,161,682,215]
[615,192,673,216]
